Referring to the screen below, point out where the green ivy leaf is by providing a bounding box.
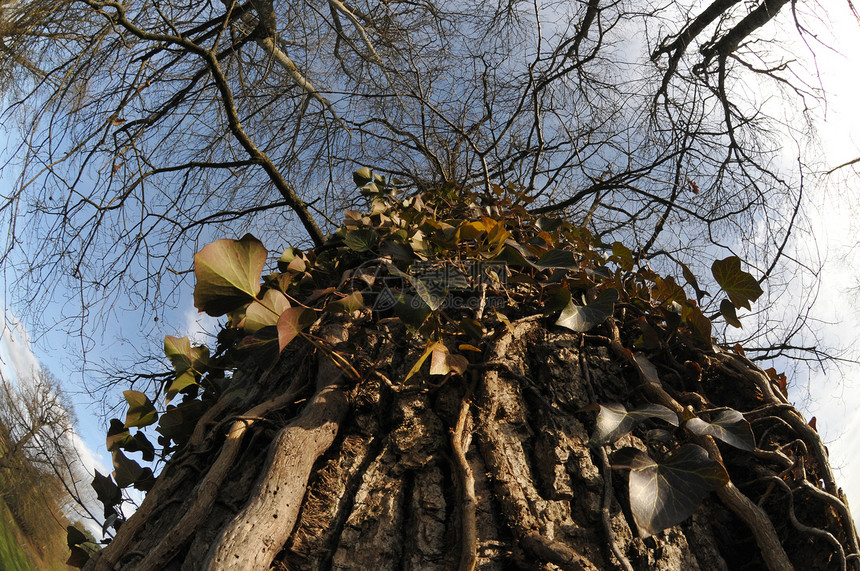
[555,288,619,332]
[542,286,572,316]
[711,256,763,311]
[325,291,365,314]
[531,249,578,270]
[106,419,131,451]
[612,242,634,271]
[193,234,268,316]
[164,335,193,373]
[91,470,122,509]
[111,449,143,488]
[156,400,208,449]
[613,444,729,536]
[392,293,432,329]
[344,228,378,252]
[123,390,158,428]
[244,289,291,333]
[587,402,679,446]
[353,167,373,187]
[166,371,199,404]
[685,409,755,452]
[719,299,742,328]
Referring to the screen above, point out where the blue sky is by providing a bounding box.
[0,1,859,532]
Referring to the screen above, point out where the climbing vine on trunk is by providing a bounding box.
[75,174,859,570]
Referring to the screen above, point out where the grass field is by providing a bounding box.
[0,497,36,571]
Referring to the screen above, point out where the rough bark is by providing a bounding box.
[86,317,859,570]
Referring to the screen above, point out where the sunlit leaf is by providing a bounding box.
[193,234,267,316]
[587,402,678,446]
[682,302,712,341]
[405,342,436,382]
[165,371,198,404]
[613,444,729,536]
[164,335,193,373]
[123,390,158,428]
[353,166,373,187]
[612,242,634,271]
[711,256,763,311]
[685,409,755,452]
[428,343,469,376]
[325,291,365,314]
[555,288,619,332]
[244,289,291,333]
[106,419,131,451]
[457,220,486,241]
[277,307,315,351]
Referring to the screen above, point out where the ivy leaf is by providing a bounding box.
[106,419,131,451]
[531,249,578,270]
[555,288,619,332]
[392,293,432,328]
[685,409,755,452]
[91,470,122,508]
[719,299,742,328]
[123,390,158,428]
[542,286,572,316]
[67,545,90,568]
[244,289,291,333]
[587,402,679,446]
[353,167,373,187]
[277,307,315,351]
[325,291,365,314]
[165,371,198,404]
[428,343,469,376]
[156,400,208,449]
[344,228,378,252]
[711,256,763,311]
[193,234,267,316]
[404,341,437,382]
[164,335,193,373]
[612,242,634,271]
[112,449,143,488]
[613,444,729,536]
[682,302,712,341]
[680,261,709,301]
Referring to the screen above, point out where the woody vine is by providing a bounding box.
[70,170,860,570]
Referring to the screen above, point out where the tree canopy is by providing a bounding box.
[0,0,844,372]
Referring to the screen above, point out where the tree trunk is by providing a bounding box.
[86,316,859,570]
